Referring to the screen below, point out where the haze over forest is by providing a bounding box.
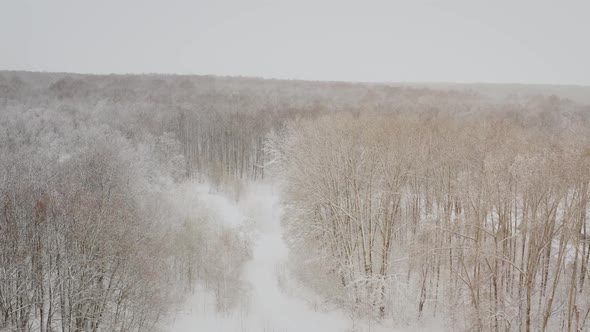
[1,1,590,332]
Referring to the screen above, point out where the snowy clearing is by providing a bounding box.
[166,183,440,332]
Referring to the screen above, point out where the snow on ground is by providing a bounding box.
[166,182,440,332]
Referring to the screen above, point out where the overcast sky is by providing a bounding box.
[1,0,589,85]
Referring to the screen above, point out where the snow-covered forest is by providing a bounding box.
[1,71,590,331]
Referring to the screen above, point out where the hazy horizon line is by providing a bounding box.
[3,68,590,88]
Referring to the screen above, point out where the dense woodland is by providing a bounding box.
[1,71,590,331]
[270,114,590,331]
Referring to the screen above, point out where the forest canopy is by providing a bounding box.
[1,71,589,331]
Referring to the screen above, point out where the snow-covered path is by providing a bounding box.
[167,183,351,331]
[239,185,350,332]
[167,183,427,332]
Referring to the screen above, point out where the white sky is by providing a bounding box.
[1,0,589,85]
